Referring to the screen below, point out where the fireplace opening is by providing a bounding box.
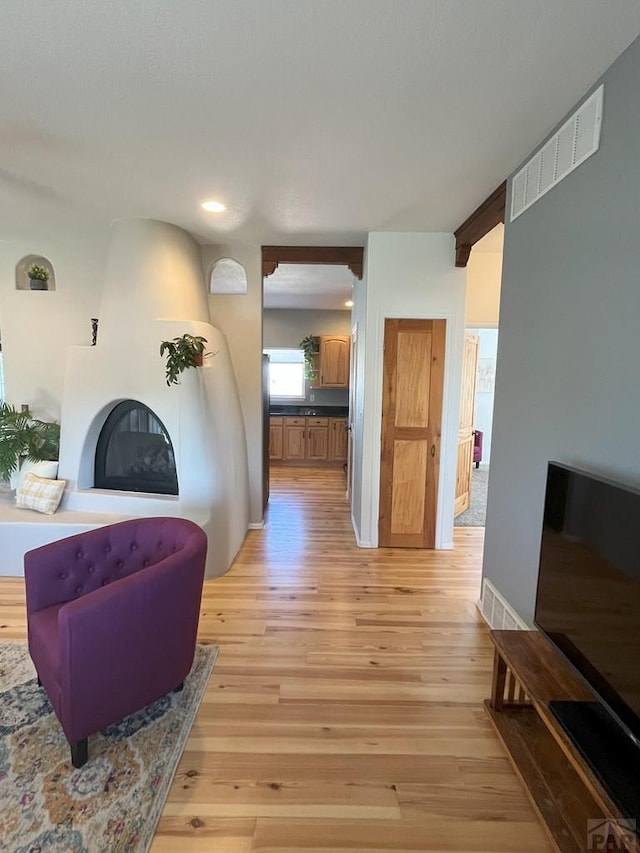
[94,400,178,495]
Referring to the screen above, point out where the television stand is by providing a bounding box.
[486,631,639,853]
[550,700,640,823]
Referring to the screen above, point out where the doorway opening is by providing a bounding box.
[454,224,503,528]
[261,246,363,508]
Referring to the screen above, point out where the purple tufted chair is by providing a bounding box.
[24,517,207,768]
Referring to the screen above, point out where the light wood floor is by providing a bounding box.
[0,467,551,852]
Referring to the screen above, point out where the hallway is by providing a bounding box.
[0,467,550,851]
[160,466,550,851]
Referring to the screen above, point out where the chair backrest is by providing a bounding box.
[25,517,207,606]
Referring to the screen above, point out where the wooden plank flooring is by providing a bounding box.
[0,466,551,852]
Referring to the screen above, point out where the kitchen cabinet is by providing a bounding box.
[328,417,348,462]
[306,418,329,461]
[269,416,283,461]
[310,336,350,389]
[272,415,346,465]
[283,417,307,461]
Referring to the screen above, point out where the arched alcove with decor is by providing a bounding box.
[15,254,56,291]
[209,257,248,295]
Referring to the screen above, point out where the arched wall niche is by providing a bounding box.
[209,257,248,295]
[15,254,57,291]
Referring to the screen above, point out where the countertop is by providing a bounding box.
[269,406,348,417]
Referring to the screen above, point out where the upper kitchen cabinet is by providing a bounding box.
[313,335,350,388]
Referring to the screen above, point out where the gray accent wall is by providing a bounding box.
[482,35,640,625]
[263,308,351,348]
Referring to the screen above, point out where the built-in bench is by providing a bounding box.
[0,491,130,576]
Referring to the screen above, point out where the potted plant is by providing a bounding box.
[26,263,51,291]
[0,403,60,483]
[160,334,208,386]
[299,335,319,381]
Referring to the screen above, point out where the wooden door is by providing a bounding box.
[454,334,479,517]
[283,419,306,461]
[329,418,348,462]
[307,418,329,461]
[269,417,283,461]
[379,319,446,548]
[319,336,349,387]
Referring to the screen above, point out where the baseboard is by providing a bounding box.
[478,578,528,630]
[351,511,374,548]
[248,521,265,530]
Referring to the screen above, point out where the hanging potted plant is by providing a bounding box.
[160,334,208,386]
[0,403,60,483]
[26,263,51,291]
[299,335,319,381]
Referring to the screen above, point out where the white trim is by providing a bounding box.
[352,510,374,547]
[248,521,265,530]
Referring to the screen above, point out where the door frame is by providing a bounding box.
[360,308,463,551]
[347,323,358,505]
[261,245,364,491]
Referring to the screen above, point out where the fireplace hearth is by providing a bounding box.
[94,400,178,495]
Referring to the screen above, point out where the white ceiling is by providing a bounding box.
[2,2,640,244]
[264,264,354,310]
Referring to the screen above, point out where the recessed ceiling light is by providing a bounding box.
[345,299,353,308]
[201,200,226,213]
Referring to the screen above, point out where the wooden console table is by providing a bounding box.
[486,630,639,853]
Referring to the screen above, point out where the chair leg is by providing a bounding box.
[173,681,184,692]
[475,461,480,469]
[71,738,88,769]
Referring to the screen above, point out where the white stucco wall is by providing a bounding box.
[202,243,264,526]
[0,224,109,419]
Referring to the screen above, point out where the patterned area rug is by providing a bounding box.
[0,642,217,852]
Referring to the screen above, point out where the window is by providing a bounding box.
[264,348,305,400]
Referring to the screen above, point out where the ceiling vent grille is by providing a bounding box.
[510,85,603,222]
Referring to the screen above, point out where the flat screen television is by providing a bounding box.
[535,461,640,818]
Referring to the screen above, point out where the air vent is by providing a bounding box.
[478,579,527,630]
[510,85,603,221]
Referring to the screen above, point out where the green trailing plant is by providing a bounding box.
[299,335,319,381]
[160,334,208,386]
[0,403,60,482]
[26,264,50,282]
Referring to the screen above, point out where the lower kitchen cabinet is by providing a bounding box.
[282,417,306,461]
[306,418,329,461]
[329,417,348,462]
[270,415,347,465]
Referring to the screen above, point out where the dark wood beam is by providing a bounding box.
[262,246,364,279]
[453,181,506,268]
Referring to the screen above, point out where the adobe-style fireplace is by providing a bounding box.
[56,218,250,579]
[94,400,178,495]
